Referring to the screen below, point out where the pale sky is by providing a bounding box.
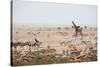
[13,0,97,27]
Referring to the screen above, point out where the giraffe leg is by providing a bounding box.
[75,30,78,37]
[80,31,82,36]
[80,28,83,39]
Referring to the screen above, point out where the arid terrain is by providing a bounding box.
[11,25,97,66]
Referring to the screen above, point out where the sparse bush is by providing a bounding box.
[57,27,61,30]
[65,27,69,30]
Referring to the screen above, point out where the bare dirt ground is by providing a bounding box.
[11,25,97,66]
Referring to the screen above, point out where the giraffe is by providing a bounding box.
[72,21,83,37]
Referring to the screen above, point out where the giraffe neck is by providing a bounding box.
[72,21,77,28]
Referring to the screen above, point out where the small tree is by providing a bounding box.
[84,26,87,29]
[57,27,61,30]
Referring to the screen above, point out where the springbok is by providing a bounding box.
[32,38,42,47]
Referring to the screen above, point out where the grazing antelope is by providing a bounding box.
[32,38,42,47]
[32,32,40,37]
